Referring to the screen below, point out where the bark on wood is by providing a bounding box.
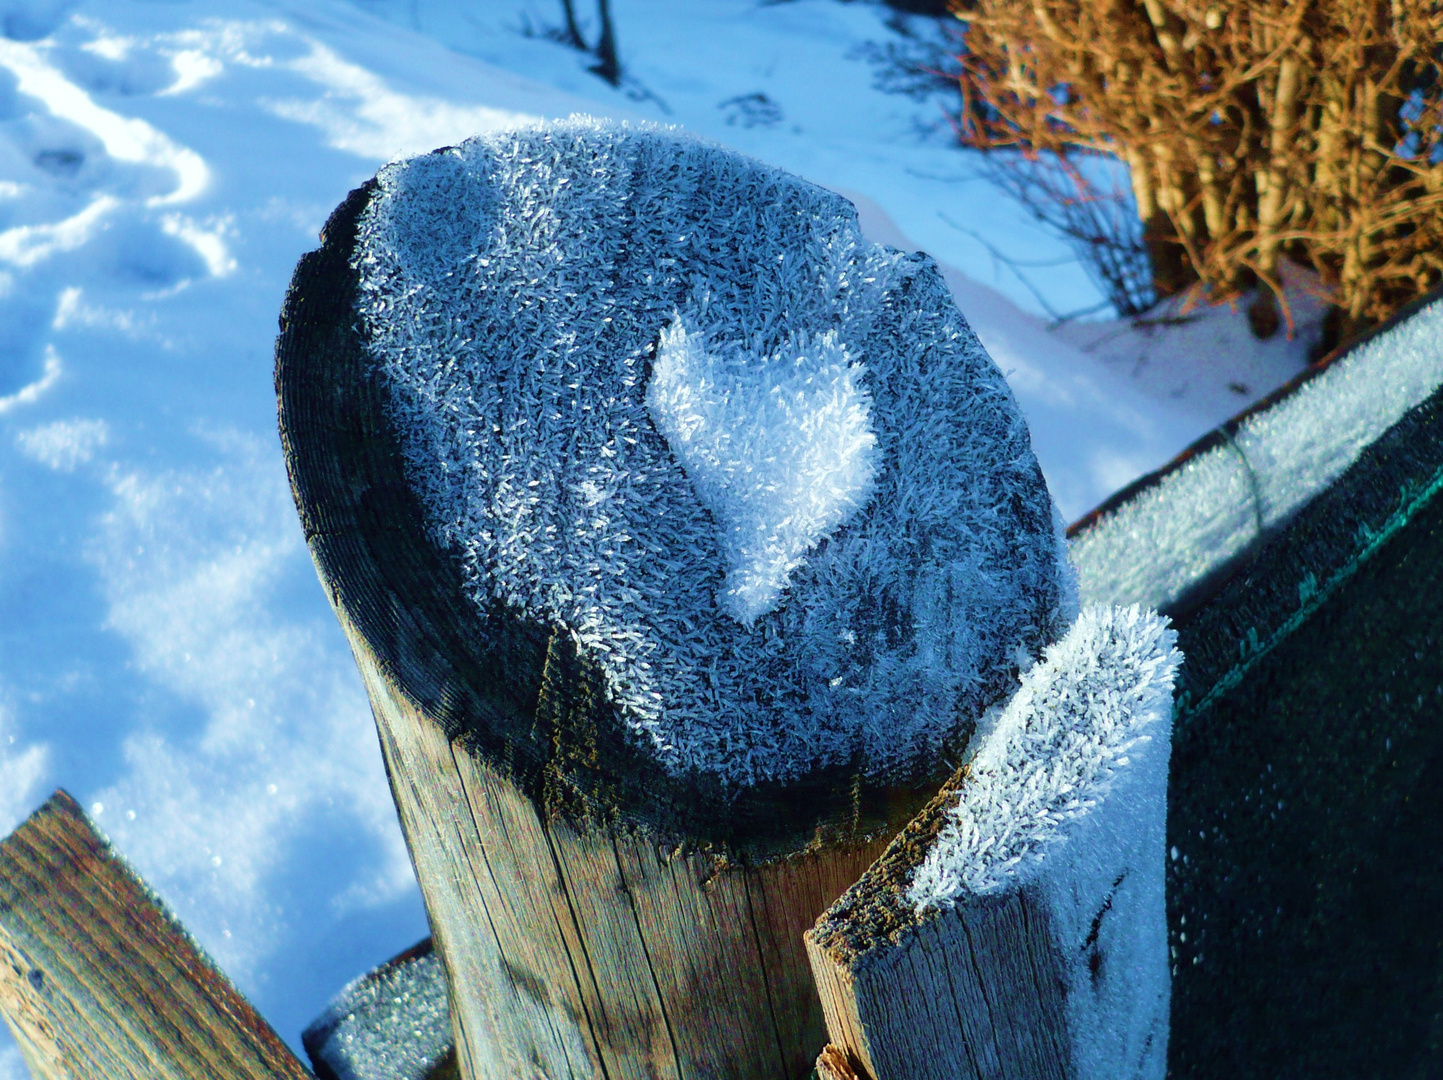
[276,182,940,1080]
[0,790,312,1080]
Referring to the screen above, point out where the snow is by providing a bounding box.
[908,604,1180,1080]
[358,119,1070,785]
[0,0,1330,1066]
[909,605,1179,903]
[647,317,878,625]
[1072,293,1443,611]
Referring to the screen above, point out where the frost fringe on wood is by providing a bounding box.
[807,606,1180,1080]
[1069,288,1443,613]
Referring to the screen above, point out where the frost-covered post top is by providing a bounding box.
[351,117,1070,822]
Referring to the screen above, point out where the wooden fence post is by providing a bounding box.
[276,124,1068,1080]
[276,184,926,1080]
[806,606,1179,1080]
[0,790,312,1080]
[303,938,457,1080]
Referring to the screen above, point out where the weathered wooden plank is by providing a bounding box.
[807,606,1177,1080]
[747,846,890,1080]
[0,790,312,1080]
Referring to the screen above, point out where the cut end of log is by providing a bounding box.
[277,121,1073,854]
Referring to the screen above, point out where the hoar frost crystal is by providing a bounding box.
[351,119,1071,789]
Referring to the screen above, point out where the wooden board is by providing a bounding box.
[0,790,313,1080]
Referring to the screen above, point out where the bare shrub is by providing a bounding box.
[952,0,1443,336]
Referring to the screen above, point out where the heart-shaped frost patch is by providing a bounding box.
[646,317,879,624]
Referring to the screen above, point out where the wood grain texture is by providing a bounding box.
[0,790,312,1080]
[360,637,892,1080]
[807,691,1171,1080]
[807,871,1072,1080]
[276,180,943,1078]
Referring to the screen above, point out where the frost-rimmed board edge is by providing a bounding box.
[1068,283,1443,616]
[275,176,942,860]
[0,790,313,1080]
[1160,377,1443,1075]
[302,937,457,1080]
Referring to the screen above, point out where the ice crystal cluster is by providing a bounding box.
[645,319,878,623]
[907,604,1180,906]
[352,118,1070,787]
[304,947,451,1080]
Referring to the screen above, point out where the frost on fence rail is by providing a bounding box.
[351,117,1073,792]
[1070,291,1443,614]
[302,939,454,1080]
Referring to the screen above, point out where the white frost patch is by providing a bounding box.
[909,604,1179,1080]
[0,704,49,840]
[16,417,109,472]
[306,948,452,1080]
[646,318,877,624]
[1072,295,1443,610]
[909,604,1178,903]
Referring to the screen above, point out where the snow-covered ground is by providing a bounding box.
[0,0,1318,1069]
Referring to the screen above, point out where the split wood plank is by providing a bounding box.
[0,790,312,1080]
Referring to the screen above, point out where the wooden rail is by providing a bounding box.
[0,790,312,1080]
